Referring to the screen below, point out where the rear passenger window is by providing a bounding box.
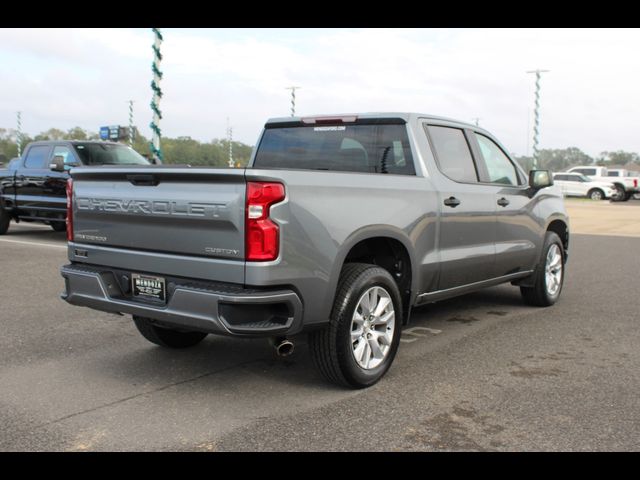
[426,125,478,183]
[23,146,50,169]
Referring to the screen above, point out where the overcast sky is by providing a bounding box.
[0,28,638,157]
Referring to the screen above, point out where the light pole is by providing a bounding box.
[527,69,549,168]
[227,117,234,168]
[285,86,301,117]
[128,100,134,148]
[150,28,164,164]
[16,111,22,157]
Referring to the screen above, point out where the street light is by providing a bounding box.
[285,86,301,117]
[527,69,550,168]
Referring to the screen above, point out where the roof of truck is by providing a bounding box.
[25,140,123,147]
[265,112,478,129]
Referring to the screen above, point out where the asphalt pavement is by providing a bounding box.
[0,219,639,451]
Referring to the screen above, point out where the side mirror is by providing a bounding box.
[49,155,65,172]
[529,169,553,190]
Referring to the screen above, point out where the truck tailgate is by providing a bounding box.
[70,167,246,282]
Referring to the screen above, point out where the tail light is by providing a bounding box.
[66,178,73,241]
[246,182,285,261]
[634,179,638,188]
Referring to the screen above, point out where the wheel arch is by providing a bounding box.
[545,218,569,260]
[327,226,418,325]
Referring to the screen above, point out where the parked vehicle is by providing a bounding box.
[606,169,640,200]
[0,141,150,235]
[60,113,569,388]
[552,172,617,200]
[566,166,638,201]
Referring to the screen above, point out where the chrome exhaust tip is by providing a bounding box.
[272,337,294,357]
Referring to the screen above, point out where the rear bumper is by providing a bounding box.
[60,263,303,337]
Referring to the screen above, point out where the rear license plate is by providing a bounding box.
[132,274,166,303]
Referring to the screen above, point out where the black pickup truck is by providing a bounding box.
[0,140,150,234]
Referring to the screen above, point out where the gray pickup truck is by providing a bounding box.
[60,113,569,388]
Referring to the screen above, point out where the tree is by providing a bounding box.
[65,127,89,140]
[34,128,66,141]
[0,124,382,168]
[597,150,640,165]
[513,154,534,172]
[514,148,596,172]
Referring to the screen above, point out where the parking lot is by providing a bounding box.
[1,198,639,451]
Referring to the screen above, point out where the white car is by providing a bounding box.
[553,172,617,200]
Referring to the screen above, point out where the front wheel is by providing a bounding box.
[611,185,626,202]
[308,263,403,389]
[133,315,208,348]
[520,231,565,307]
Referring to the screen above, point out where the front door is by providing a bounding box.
[470,132,539,277]
[42,145,77,216]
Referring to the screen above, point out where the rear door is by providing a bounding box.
[423,123,496,290]
[14,144,52,218]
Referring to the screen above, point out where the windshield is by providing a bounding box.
[73,143,150,166]
[577,174,591,182]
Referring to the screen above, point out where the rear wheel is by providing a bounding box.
[133,315,208,348]
[587,188,604,201]
[308,263,402,389]
[0,207,10,235]
[520,231,565,307]
[50,221,67,232]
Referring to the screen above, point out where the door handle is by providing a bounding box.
[497,197,510,207]
[443,196,461,208]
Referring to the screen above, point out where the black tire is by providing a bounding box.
[520,231,565,307]
[587,188,604,201]
[0,207,9,235]
[50,221,67,232]
[133,315,208,348]
[623,192,632,202]
[308,263,403,389]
